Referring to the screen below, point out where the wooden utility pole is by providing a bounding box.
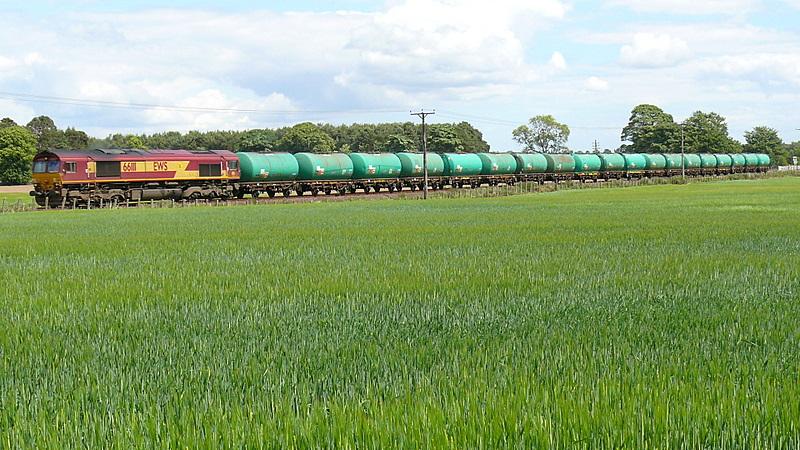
[411,110,435,199]
[681,126,686,179]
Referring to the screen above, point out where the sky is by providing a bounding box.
[1,0,799,151]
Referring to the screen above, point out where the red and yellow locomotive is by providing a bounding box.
[31,149,240,207]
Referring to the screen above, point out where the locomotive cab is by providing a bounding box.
[31,152,64,200]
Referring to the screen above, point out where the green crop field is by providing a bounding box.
[0,192,33,205]
[1,177,799,448]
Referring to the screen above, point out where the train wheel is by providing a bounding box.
[267,190,276,198]
[388,185,395,193]
[282,190,291,197]
[252,191,260,199]
[296,189,304,197]
[311,189,319,196]
[324,188,332,195]
[111,195,125,206]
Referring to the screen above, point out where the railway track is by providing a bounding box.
[4,171,786,213]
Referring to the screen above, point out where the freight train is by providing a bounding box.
[30,149,771,207]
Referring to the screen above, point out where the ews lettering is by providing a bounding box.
[121,161,172,173]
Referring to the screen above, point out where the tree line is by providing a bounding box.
[88,121,489,155]
[513,105,799,166]
[0,117,489,184]
[2,107,799,185]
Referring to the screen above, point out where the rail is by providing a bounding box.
[1,170,796,214]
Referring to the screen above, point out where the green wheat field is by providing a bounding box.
[1,177,799,448]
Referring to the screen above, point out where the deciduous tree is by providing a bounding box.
[383,134,417,153]
[620,104,679,153]
[26,115,64,151]
[274,122,335,153]
[63,127,89,149]
[453,121,490,152]
[428,124,464,153]
[238,129,278,152]
[0,126,37,184]
[512,115,570,153]
[744,126,785,165]
[681,111,739,153]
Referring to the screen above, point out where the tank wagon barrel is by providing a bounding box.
[349,153,403,179]
[441,153,484,177]
[544,154,576,175]
[623,154,647,172]
[714,154,733,172]
[743,153,760,169]
[237,152,298,182]
[756,153,770,170]
[730,154,746,170]
[599,154,626,172]
[699,154,717,169]
[395,152,446,191]
[682,154,702,174]
[348,153,404,193]
[477,153,518,175]
[664,154,684,173]
[396,153,445,177]
[643,154,668,171]
[513,153,548,173]
[573,154,602,174]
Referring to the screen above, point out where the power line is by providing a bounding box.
[9,91,796,135]
[436,110,519,126]
[0,91,407,115]
[437,109,621,130]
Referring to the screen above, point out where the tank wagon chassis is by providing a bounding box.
[233,175,523,198]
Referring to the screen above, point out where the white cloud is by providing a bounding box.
[23,52,44,65]
[549,52,568,71]
[1,1,799,151]
[0,99,36,123]
[142,89,295,131]
[620,33,691,68]
[0,55,17,71]
[698,53,800,86]
[608,0,760,15]
[0,1,570,132]
[588,23,800,89]
[345,0,569,94]
[584,76,610,91]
